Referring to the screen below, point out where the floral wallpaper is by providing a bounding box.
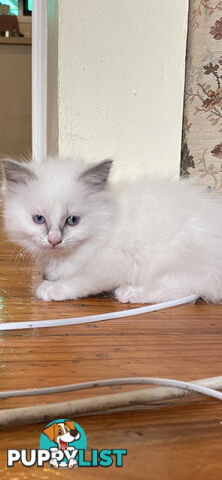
[181,0,222,189]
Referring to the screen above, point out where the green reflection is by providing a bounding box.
[0,0,19,16]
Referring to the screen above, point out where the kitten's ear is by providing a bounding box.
[79,159,113,191]
[1,159,36,187]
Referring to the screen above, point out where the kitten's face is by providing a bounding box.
[2,157,113,257]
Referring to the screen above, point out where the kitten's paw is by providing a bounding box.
[114,285,145,303]
[36,280,73,301]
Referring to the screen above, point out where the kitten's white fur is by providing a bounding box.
[2,156,222,303]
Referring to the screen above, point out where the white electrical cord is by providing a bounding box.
[0,376,222,400]
[0,294,198,331]
[1,375,222,428]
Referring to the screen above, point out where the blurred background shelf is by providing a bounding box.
[0,36,31,45]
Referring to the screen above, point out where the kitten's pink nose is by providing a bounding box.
[48,231,62,247]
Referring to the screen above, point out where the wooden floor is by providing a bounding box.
[0,230,222,479]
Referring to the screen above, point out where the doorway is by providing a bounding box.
[0,0,32,159]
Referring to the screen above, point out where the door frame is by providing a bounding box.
[32,0,58,162]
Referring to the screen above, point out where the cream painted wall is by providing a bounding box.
[58,0,188,180]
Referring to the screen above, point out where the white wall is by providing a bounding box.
[58,0,188,180]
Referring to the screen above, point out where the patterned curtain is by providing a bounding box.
[181,0,222,190]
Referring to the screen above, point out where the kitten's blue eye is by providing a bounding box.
[33,215,46,224]
[65,216,80,226]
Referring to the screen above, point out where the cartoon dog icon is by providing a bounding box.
[43,420,80,468]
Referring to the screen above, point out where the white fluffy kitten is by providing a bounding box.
[2,156,222,303]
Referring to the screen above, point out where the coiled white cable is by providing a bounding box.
[0,376,222,401]
[0,294,198,331]
[0,375,222,428]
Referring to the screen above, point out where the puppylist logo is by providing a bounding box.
[7,418,127,469]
